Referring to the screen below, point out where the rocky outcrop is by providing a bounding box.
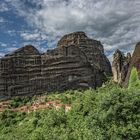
[0,45,41,99]
[58,32,112,76]
[112,49,131,84]
[0,32,111,99]
[123,42,140,87]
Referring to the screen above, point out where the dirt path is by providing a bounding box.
[0,100,71,113]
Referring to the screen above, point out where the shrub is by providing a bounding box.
[0,81,140,139]
[128,67,140,89]
[10,96,31,108]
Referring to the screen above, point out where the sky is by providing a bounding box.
[0,0,140,60]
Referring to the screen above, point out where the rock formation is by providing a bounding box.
[58,32,112,76]
[0,45,41,99]
[123,42,140,87]
[0,32,111,99]
[112,49,131,84]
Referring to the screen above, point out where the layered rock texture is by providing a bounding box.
[0,32,111,99]
[123,42,140,87]
[112,42,140,87]
[58,32,111,76]
[112,49,131,84]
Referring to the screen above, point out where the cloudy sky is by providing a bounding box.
[0,0,140,59]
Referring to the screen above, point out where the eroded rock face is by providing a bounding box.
[0,45,41,99]
[112,49,131,84]
[0,32,111,99]
[123,42,140,87]
[58,32,112,76]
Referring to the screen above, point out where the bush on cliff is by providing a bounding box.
[128,67,140,89]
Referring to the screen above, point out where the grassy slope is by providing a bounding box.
[0,79,140,140]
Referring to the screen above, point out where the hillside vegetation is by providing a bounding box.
[0,68,140,140]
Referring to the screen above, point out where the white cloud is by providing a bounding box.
[20,31,48,41]
[0,41,19,56]
[0,2,9,12]
[0,52,5,57]
[6,0,140,56]
[0,42,7,47]
[6,47,18,52]
[0,17,5,23]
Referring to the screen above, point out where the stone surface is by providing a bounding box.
[112,49,131,84]
[0,45,41,99]
[0,32,111,99]
[58,32,112,76]
[123,42,140,87]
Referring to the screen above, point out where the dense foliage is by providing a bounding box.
[0,80,140,140]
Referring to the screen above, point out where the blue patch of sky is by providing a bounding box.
[0,4,47,54]
[23,0,42,10]
[0,0,59,56]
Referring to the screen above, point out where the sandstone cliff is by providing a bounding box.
[112,42,140,87]
[58,32,112,76]
[112,49,131,84]
[0,32,111,99]
[123,42,140,87]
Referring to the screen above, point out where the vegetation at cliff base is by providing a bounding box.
[128,67,140,89]
[0,81,140,140]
